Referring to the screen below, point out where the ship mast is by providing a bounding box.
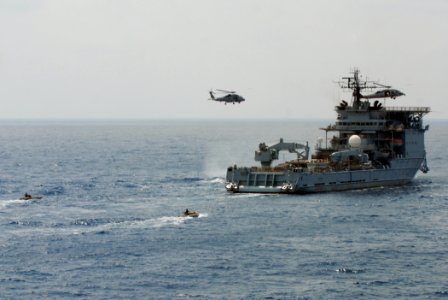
[338,69,384,109]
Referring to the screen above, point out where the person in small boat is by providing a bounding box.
[183,209,199,217]
[24,193,31,199]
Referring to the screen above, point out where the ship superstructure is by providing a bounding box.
[225,69,430,193]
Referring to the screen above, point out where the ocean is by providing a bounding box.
[0,119,447,299]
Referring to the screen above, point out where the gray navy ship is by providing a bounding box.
[225,69,430,193]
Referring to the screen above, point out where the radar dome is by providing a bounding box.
[348,135,361,148]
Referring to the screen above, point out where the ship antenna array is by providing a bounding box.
[338,69,388,92]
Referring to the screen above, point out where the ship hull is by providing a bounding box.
[226,157,422,194]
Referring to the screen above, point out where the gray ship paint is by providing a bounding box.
[226,69,430,194]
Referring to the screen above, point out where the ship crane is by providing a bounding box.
[254,138,309,168]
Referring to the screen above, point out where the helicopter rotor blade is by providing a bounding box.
[216,89,236,94]
[373,82,391,88]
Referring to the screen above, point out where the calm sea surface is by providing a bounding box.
[0,119,447,299]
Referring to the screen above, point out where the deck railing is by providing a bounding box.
[335,106,431,114]
[385,107,430,113]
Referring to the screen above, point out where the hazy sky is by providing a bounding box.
[1,0,447,119]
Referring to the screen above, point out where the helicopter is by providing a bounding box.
[362,88,405,99]
[209,89,245,104]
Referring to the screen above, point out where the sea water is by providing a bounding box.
[0,119,447,299]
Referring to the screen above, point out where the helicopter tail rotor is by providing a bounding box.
[209,90,215,100]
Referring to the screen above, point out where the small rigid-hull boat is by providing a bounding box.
[182,211,199,218]
[20,195,43,200]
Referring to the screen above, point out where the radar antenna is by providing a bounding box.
[337,69,402,108]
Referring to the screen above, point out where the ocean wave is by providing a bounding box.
[8,220,43,227]
[70,213,208,233]
[0,199,30,209]
[160,177,203,184]
[40,186,65,196]
[434,290,448,296]
[208,177,225,184]
[4,213,208,237]
[335,267,363,274]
